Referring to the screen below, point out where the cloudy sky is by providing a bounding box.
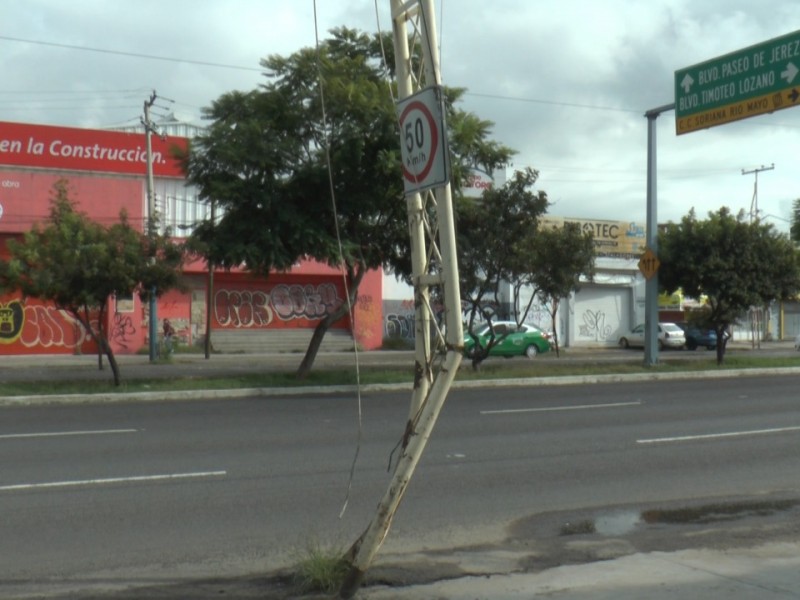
[3,0,800,232]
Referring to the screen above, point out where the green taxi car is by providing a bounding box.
[464,321,552,359]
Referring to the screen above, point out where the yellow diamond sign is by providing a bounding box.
[638,247,660,280]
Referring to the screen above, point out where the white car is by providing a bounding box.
[618,322,686,350]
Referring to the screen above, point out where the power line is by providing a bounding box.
[463,91,641,114]
[0,104,141,112]
[0,88,150,95]
[0,35,262,72]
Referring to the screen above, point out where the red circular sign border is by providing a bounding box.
[399,99,439,185]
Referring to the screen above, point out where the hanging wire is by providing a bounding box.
[312,0,364,520]
[374,0,397,105]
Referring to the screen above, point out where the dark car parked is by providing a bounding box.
[676,321,717,350]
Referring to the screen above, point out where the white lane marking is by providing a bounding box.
[0,470,227,492]
[481,401,641,415]
[637,426,800,445]
[0,428,138,440]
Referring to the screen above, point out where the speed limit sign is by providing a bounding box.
[397,85,450,194]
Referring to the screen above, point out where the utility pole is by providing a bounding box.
[742,163,774,347]
[143,91,159,362]
[338,1,463,597]
[204,198,215,360]
[742,163,774,222]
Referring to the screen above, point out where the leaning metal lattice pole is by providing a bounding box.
[338,1,463,597]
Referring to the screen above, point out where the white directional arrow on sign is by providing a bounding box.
[781,62,799,84]
[680,73,694,93]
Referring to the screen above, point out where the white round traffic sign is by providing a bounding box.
[399,100,439,185]
[396,86,449,193]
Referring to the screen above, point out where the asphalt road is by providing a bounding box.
[1,373,799,598]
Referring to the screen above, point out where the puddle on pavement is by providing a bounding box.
[594,511,641,535]
[509,494,800,543]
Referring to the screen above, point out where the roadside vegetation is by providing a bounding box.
[291,540,349,595]
[659,207,800,365]
[2,350,798,398]
[0,181,184,387]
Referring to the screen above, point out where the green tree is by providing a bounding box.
[515,222,596,356]
[457,168,549,369]
[184,28,512,377]
[791,197,800,243]
[0,180,184,385]
[658,207,800,364]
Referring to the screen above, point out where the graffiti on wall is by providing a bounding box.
[272,283,342,320]
[382,299,417,340]
[522,303,552,332]
[0,300,24,343]
[0,300,94,349]
[579,308,614,341]
[383,298,453,340]
[214,283,344,329]
[110,312,137,349]
[384,295,559,341]
[385,312,416,339]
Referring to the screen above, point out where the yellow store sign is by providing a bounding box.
[541,216,646,260]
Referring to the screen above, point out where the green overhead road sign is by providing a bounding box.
[675,29,800,135]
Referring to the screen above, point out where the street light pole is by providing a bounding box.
[143,91,158,362]
[643,102,674,367]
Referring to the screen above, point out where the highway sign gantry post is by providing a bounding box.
[675,29,800,135]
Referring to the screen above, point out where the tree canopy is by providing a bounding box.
[458,168,548,331]
[455,168,596,368]
[0,180,184,385]
[515,221,596,355]
[791,198,800,244]
[183,27,514,376]
[658,206,800,363]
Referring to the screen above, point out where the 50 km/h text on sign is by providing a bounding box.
[675,29,800,135]
[397,85,449,194]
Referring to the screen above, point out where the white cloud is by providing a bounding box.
[2,0,799,231]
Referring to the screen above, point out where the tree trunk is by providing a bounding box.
[715,325,728,365]
[94,327,121,386]
[73,306,119,385]
[103,340,122,386]
[295,264,364,379]
[550,308,560,357]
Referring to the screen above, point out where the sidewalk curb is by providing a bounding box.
[3,365,799,407]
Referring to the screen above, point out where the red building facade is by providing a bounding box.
[0,121,382,355]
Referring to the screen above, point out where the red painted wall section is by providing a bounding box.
[152,288,192,348]
[0,170,145,233]
[353,268,383,350]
